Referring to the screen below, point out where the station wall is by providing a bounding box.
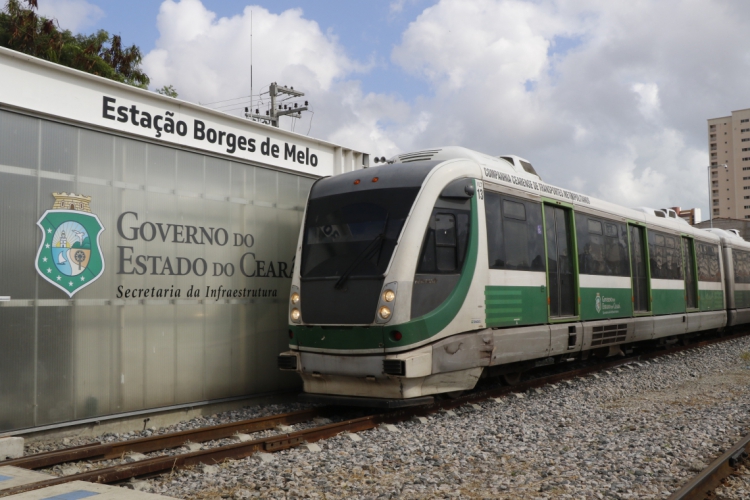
[0,108,314,432]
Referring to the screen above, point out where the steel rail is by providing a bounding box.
[668,433,750,500]
[1,329,747,497]
[0,416,384,497]
[0,407,325,470]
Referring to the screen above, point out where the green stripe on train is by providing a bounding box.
[579,287,632,320]
[735,290,750,309]
[651,288,685,315]
[485,286,547,327]
[383,187,480,349]
[290,324,384,350]
[699,289,724,311]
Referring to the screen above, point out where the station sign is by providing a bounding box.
[0,48,334,177]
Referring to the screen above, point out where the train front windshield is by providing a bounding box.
[298,186,420,324]
[301,188,420,280]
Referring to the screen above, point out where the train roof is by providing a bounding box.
[703,228,750,249]
[388,147,541,181]
[386,146,721,244]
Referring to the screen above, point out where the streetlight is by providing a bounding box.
[707,164,728,228]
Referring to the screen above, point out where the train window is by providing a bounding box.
[734,250,750,283]
[587,220,602,234]
[435,214,457,272]
[417,211,469,274]
[485,192,545,271]
[435,214,456,245]
[696,242,721,282]
[301,188,420,279]
[519,160,539,177]
[502,200,526,220]
[575,214,629,277]
[647,230,683,280]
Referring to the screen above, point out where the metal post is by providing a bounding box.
[246,82,307,127]
[269,82,278,127]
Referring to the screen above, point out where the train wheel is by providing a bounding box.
[501,372,522,386]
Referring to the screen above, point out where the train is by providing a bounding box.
[278,146,750,407]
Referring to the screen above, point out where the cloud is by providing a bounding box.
[143,1,356,103]
[389,0,407,13]
[631,83,660,121]
[142,0,401,155]
[36,0,104,33]
[389,0,424,15]
[386,0,750,216]
[143,0,750,217]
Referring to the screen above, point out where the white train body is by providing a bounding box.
[278,147,750,405]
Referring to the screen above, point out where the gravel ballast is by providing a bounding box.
[25,336,750,499]
[713,463,750,500]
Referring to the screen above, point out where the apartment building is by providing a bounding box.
[708,108,750,219]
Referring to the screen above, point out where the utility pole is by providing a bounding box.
[245,82,309,127]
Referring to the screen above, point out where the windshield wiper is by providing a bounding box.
[334,233,385,290]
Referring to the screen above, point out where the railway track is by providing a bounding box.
[668,432,750,499]
[1,407,326,470]
[1,328,748,498]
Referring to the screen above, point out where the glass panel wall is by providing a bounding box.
[0,109,311,432]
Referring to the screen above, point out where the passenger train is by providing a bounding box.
[278,147,750,406]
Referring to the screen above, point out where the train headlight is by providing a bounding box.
[376,282,398,324]
[289,285,301,324]
[379,306,392,320]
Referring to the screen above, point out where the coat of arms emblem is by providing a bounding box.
[35,193,105,297]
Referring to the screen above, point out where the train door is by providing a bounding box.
[544,205,576,318]
[682,236,698,309]
[629,224,650,313]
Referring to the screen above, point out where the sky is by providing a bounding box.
[33,0,750,219]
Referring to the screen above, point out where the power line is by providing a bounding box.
[209,100,251,111]
[307,110,314,135]
[200,90,267,107]
[200,95,251,106]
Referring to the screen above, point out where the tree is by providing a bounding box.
[156,85,178,98]
[0,0,149,88]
